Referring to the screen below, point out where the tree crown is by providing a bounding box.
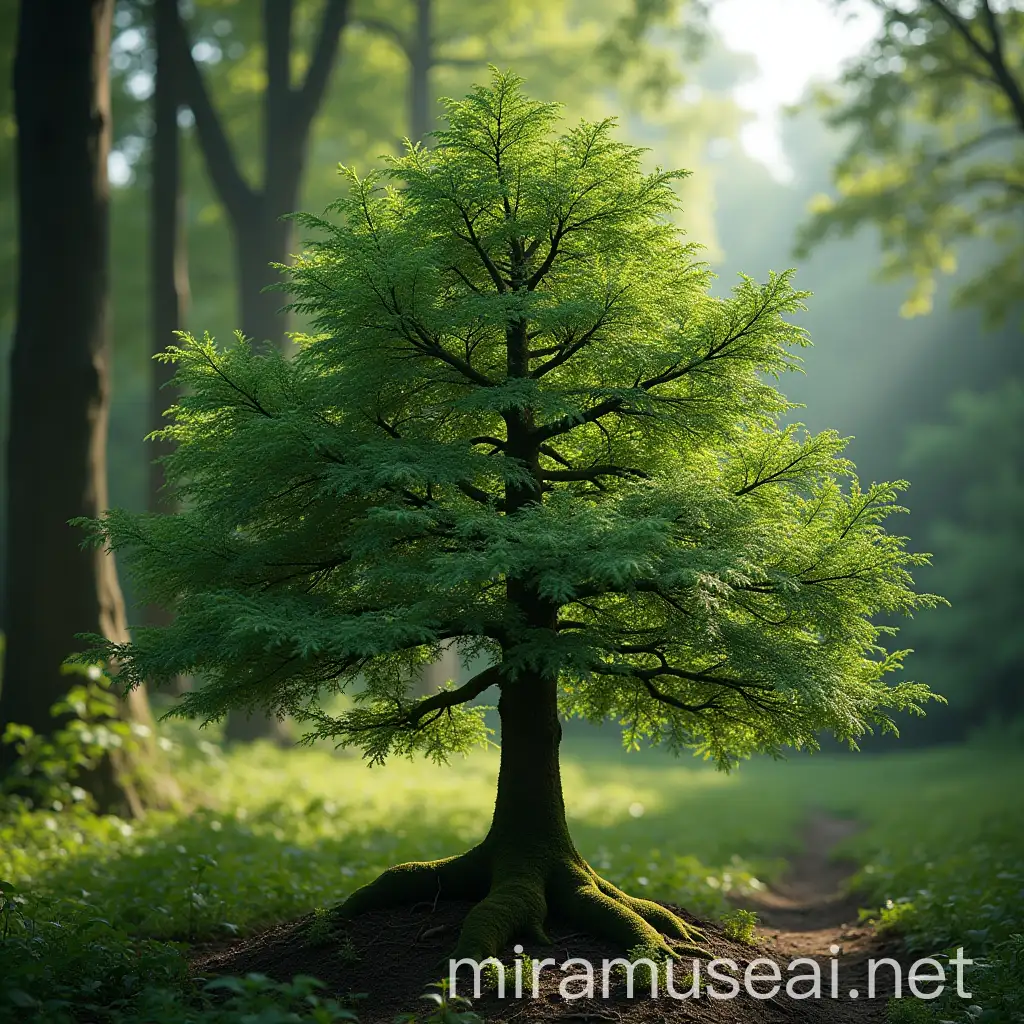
[81,70,942,769]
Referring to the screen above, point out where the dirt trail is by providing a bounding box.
[735,813,904,1020]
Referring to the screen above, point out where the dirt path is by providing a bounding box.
[735,813,904,1020]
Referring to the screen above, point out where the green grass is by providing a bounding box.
[2,719,1022,1022]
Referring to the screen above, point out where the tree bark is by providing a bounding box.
[487,666,574,858]
[145,0,192,700]
[410,0,432,142]
[149,0,189,520]
[0,0,159,815]
[236,210,295,347]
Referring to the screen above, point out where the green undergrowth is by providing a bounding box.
[1,705,1022,1021]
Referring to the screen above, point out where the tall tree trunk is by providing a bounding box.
[487,668,574,859]
[146,0,191,700]
[409,0,432,142]
[149,0,189,520]
[0,0,158,816]
[236,209,294,349]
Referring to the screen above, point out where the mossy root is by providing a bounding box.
[337,845,489,918]
[339,848,710,962]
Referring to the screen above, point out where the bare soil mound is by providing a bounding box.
[191,815,906,1022]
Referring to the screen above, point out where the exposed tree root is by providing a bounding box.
[336,844,708,962]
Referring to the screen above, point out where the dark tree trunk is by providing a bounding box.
[236,210,295,349]
[149,0,189,520]
[0,0,157,815]
[410,0,432,142]
[488,666,574,858]
[146,0,192,701]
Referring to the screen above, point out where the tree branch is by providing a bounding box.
[170,9,255,224]
[405,663,501,726]
[927,0,1024,132]
[539,464,649,483]
[294,0,352,135]
[352,15,411,59]
[642,680,720,714]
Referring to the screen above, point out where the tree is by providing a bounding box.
[79,71,940,956]
[356,0,708,143]
[171,0,350,350]
[795,0,1024,327]
[0,0,158,814]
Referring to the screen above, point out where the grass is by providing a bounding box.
[1,710,1022,1022]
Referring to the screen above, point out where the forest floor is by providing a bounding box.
[192,812,906,1023]
[8,741,1020,1022]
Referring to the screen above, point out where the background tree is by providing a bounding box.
[355,0,705,143]
[0,0,18,633]
[149,0,189,527]
[170,0,349,739]
[0,0,159,814]
[796,0,1024,328]
[83,73,940,956]
[901,380,1024,728]
[170,0,350,351]
[789,0,1024,738]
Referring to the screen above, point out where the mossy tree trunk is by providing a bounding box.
[339,652,704,960]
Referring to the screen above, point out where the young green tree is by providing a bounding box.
[81,72,941,958]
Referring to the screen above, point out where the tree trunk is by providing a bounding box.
[487,669,575,858]
[410,0,432,142]
[0,0,161,816]
[146,0,192,698]
[149,0,189,520]
[236,211,294,349]
[339,658,704,960]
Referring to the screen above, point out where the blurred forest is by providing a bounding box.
[0,0,1020,748]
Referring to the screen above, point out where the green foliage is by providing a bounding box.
[839,749,1024,1024]
[796,0,1024,326]
[0,885,190,1023]
[401,981,483,1024]
[2,729,1022,1019]
[0,663,156,813]
[898,380,1024,724]
[80,71,940,774]
[719,906,759,945]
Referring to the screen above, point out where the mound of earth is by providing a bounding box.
[189,893,902,1023]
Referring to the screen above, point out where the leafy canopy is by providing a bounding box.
[80,70,942,770]
[796,0,1024,326]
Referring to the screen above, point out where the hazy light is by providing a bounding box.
[108,151,132,187]
[191,40,223,65]
[126,70,154,101]
[708,0,882,181]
